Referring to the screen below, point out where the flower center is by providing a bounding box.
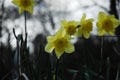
[20,0,31,8]
[66,25,76,35]
[54,37,68,51]
[82,20,92,32]
[86,21,92,31]
[102,19,113,32]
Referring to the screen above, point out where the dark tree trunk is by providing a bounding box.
[109,0,118,18]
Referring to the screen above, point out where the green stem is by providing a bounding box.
[100,36,104,72]
[55,59,59,80]
[24,11,27,47]
[24,11,27,35]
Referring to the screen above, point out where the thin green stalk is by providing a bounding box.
[115,64,120,80]
[100,36,104,72]
[24,11,27,35]
[17,40,21,76]
[50,53,55,80]
[61,56,64,80]
[55,59,59,80]
[72,72,77,80]
[101,36,104,60]
[106,57,110,80]
[24,11,27,47]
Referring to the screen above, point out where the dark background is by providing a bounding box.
[0,0,120,80]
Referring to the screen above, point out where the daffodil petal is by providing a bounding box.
[26,6,33,14]
[109,29,115,36]
[98,12,106,22]
[83,31,90,39]
[61,20,67,28]
[45,43,54,53]
[12,0,19,5]
[97,22,102,28]
[81,13,86,23]
[112,19,120,28]
[65,43,75,53]
[87,19,94,22]
[47,36,55,42]
[98,29,105,36]
[76,28,82,37]
[19,8,24,14]
[55,49,64,59]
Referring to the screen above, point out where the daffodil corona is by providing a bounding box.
[76,14,94,39]
[12,0,36,14]
[61,20,78,35]
[97,12,120,36]
[45,29,75,59]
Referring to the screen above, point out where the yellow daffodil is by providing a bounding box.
[97,12,120,36]
[45,28,75,59]
[61,20,78,36]
[12,0,36,14]
[76,14,94,39]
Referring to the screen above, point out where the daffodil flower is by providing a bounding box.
[45,28,75,59]
[61,20,78,36]
[12,0,36,14]
[97,12,120,36]
[76,14,94,39]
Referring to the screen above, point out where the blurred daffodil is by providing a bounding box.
[12,0,36,14]
[76,14,94,39]
[45,28,75,59]
[61,20,78,36]
[97,12,120,36]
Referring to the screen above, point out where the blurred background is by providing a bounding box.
[0,0,120,80]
